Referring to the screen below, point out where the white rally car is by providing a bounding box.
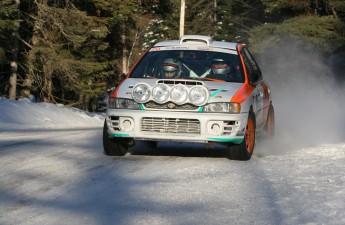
[103,35,274,160]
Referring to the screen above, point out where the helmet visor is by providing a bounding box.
[211,63,229,69]
[162,63,179,72]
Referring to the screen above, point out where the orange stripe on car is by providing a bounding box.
[231,83,255,103]
[111,79,125,98]
[230,44,255,103]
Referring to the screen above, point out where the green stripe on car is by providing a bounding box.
[139,104,145,110]
[208,137,243,144]
[109,133,129,137]
[210,88,226,97]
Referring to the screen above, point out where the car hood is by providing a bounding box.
[115,78,244,103]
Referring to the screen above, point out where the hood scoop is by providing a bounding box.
[158,80,203,86]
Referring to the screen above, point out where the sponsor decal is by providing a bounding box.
[150,47,160,51]
[197,47,211,50]
[171,46,190,50]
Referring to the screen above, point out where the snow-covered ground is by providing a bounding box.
[0,98,104,131]
[0,92,345,225]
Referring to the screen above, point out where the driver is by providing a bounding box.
[195,58,233,79]
[210,58,231,76]
[199,58,238,81]
[162,58,182,78]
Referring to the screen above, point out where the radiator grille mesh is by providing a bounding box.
[141,117,200,134]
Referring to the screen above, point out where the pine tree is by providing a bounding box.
[84,0,140,74]
[185,0,216,36]
[249,0,345,54]
[330,0,345,21]
[24,0,110,108]
[2,0,344,108]
[214,0,265,43]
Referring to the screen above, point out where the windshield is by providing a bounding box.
[129,50,245,83]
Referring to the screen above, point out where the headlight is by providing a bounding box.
[152,84,170,103]
[189,86,209,106]
[132,83,151,103]
[170,84,188,104]
[203,102,241,113]
[108,98,140,109]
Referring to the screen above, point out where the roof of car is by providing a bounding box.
[154,35,238,51]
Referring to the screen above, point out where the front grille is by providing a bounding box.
[141,117,200,134]
[144,101,198,111]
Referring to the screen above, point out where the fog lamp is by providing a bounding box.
[189,86,209,106]
[170,85,188,104]
[132,83,151,103]
[152,83,170,103]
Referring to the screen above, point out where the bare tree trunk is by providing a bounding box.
[9,0,20,99]
[21,78,33,98]
[9,62,18,99]
[214,0,217,23]
[43,75,52,102]
[121,32,128,74]
[127,31,140,73]
[180,0,185,37]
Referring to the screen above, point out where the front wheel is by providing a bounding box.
[103,121,128,156]
[226,112,256,161]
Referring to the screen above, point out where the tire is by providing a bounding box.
[264,104,275,138]
[103,121,128,156]
[226,112,256,161]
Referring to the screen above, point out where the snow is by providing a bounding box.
[0,96,345,225]
[0,98,104,130]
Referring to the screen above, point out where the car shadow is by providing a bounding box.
[129,141,228,159]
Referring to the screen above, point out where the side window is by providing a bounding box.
[241,48,262,84]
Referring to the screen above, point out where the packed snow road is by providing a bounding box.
[1,127,345,225]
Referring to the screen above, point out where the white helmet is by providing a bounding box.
[211,58,230,75]
[162,58,182,78]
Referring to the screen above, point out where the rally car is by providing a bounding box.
[103,35,275,160]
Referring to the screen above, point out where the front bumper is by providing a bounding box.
[105,109,248,144]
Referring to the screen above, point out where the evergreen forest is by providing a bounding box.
[1,0,345,111]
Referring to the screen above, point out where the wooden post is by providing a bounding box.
[179,0,185,37]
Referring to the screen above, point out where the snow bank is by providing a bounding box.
[0,98,104,130]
